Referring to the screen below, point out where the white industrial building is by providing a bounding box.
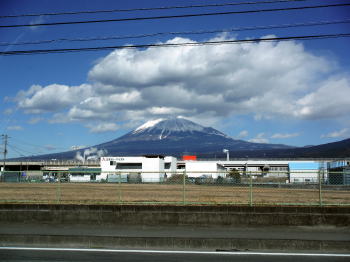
[69,174,91,182]
[288,162,324,183]
[100,155,177,182]
[99,156,330,183]
[184,161,226,179]
[67,167,102,182]
[180,159,329,182]
[211,160,290,177]
[164,156,178,175]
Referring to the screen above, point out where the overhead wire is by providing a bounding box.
[7,144,28,158]
[1,2,347,158]
[0,0,309,18]
[1,33,350,56]
[1,18,349,47]
[1,3,349,29]
[10,142,44,155]
[0,108,19,138]
[7,143,39,157]
[10,137,67,151]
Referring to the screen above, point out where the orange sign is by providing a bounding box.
[183,155,197,161]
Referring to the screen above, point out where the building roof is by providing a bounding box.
[142,155,165,159]
[68,167,101,172]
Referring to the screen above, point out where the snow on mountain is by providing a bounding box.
[96,117,293,156]
[11,118,350,160]
[134,117,204,133]
[18,117,299,160]
[131,117,226,140]
[133,118,164,134]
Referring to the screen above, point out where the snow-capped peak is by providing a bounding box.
[133,118,164,133]
[131,117,213,136]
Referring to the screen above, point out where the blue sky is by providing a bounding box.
[0,0,350,158]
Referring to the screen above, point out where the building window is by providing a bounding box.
[116,163,142,169]
[164,163,171,169]
[71,173,85,177]
[177,164,185,170]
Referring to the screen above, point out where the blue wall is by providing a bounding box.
[289,162,319,170]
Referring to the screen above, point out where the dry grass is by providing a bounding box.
[0,182,349,205]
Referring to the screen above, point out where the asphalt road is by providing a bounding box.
[0,248,349,262]
[1,224,349,241]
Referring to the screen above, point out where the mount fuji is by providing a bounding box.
[92,117,292,156]
[13,117,350,160]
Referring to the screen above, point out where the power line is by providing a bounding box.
[9,140,48,156]
[1,32,350,56]
[10,138,46,150]
[0,108,18,136]
[6,144,27,158]
[10,137,67,151]
[1,18,349,47]
[0,0,308,18]
[1,3,349,29]
[7,143,38,157]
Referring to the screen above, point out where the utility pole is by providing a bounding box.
[1,134,8,175]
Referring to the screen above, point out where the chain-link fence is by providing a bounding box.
[0,170,349,205]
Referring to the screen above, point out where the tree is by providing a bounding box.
[216,176,224,184]
[227,168,241,184]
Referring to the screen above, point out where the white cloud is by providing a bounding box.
[28,117,43,124]
[88,123,119,133]
[44,144,56,151]
[67,107,111,121]
[237,130,249,139]
[3,108,14,115]
[249,133,269,143]
[16,84,92,114]
[147,106,188,115]
[321,128,349,138]
[71,145,87,150]
[294,77,350,119]
[271,133,300,139]
[7,125,22,131]
[15,35,350,130]
[86,35,341,121]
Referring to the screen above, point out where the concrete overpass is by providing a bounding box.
[0,160,99,172]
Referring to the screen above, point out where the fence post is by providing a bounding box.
[118,172,122,204]
[318,170,323,207]
[182,170,186,205]
[56,172,61,204]
[249,171,253,207]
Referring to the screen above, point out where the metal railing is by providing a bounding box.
[0,170,349,206]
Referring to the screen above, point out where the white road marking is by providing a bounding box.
[0,247,349,257]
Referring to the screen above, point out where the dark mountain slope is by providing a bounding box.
[96,117,292,156]
[9,118,349,160]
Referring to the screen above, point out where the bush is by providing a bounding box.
[216,176,224,184]
[227,169,241,184]
[166,174,189,184]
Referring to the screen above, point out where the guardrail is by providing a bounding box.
[0,170,349,206]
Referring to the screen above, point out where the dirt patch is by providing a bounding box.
[0,182,349,205]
